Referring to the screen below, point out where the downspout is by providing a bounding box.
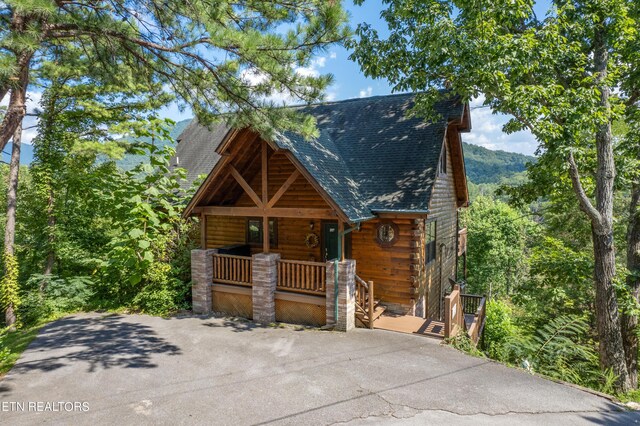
[334,222,361,324]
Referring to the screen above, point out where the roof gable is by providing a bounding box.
[181,93,469,221]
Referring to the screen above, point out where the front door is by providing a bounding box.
[322,222,339,261]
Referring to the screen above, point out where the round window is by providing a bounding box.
[375,221,399,247]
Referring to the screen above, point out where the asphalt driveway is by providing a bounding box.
[1,313,638,425]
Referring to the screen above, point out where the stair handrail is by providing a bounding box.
[355,274,375,329]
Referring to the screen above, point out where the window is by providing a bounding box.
[425,220,436,264]
[439,145,447,174]
[246,218,277,247]
[375,221,399,247]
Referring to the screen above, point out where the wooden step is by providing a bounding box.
[355,305,387,328]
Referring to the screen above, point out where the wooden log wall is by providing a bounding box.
[421,129,459,320]
[204,215,324,262]
[350,218,415,314]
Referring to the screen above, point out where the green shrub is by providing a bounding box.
[17,291,56,327]
[18,275,94,327]
[131,286,178,316]
[446,333,484,357]
[483,299,517,361]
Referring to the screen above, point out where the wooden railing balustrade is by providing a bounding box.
[461,294,483,316]
[212,253,253,287]
[276,259,326,295]
[355,275,375,329]
[465,296,487,344]
[445,286,486,344]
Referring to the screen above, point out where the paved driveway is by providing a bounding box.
[1,313,638,425]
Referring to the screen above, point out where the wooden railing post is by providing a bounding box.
[444,284,462,338]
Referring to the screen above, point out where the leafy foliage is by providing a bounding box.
[0,251,19,323]
[483,300,518,362]
[463,196,536,297]
[0,0,351,150]
[505,316,616,393]
[93,144,198,314]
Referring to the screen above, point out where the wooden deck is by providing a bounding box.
[373,313,445,339]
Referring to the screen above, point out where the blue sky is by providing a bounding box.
[160,1,539,156]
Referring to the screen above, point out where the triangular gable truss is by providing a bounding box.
[183,130,348,223]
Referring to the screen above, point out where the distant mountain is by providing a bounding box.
[462,142,535,184]
[1,119,192,168]
[2,142,34,166]
[9,120,535,188]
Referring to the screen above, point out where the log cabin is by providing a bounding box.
[180,93,482,338]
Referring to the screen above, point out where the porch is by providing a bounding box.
[370,287,486,344]
[191,249,383,331]
[192,250,484,342]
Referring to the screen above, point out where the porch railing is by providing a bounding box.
[463,295,486,344]
[461,294,483,315]
[212,253,252,287]
[276,259,326,295]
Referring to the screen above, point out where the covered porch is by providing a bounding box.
[191,248,379,331]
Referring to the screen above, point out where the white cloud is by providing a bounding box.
[240,53,339,105]
[325,90,338,102]
[329,51,337,59]
[359,87,373,98]
[295,55,329,78]
[465,96,539,156]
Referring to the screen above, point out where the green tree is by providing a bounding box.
[350,0,640,391]
[0,0,350,150]
[464,196,534,297]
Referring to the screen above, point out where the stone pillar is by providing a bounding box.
[326,259,356,332]
[191,249,217,315]
[252,252,280,324]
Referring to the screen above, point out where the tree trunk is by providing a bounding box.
[586,24,631,392]
[0,9,33,152]
[622,183,640,389]
[3,122,22,327]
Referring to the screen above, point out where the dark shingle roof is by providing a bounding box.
[173,121,229,189]
[179,93,465,221]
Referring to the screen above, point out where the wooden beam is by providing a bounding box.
[200,212,207,249]
[183,129,258,217]
[267,170,300,208]
[338,221,345,260]
[202,169,231,205]
[229,165,263,208]
[263,215,269,253]
[193,206,339,219]
[261,140,268,206]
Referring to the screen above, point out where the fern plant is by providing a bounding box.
[504,315,613,392]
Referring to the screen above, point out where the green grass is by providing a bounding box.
[617,389,640,404]
[0,325,44,377]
